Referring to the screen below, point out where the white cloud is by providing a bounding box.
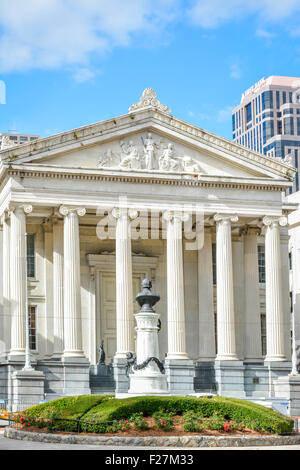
[73,68,97,83]
[217,105,235,123]
[188,0,300,28]
[255,28,276,39]
[0,0,180,74]
[230,63,242,80]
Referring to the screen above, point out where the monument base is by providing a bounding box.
[128,371,168,396]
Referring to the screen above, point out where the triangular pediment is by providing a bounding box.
[0,89,295,183]
[24,130,275,179]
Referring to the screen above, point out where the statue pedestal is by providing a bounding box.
[128,312,168,396]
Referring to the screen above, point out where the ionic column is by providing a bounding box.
[214,214,238,361]
[52,217,64,356]
[59,206,86,358]
[263,216,287,362]
[243,226,262,360]
[111,207,137,358]
[2,211,11,353]
[163,210,189,360]
[9,204,32,356]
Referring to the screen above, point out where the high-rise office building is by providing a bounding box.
[0,132,39,149]
[232,76,300,193]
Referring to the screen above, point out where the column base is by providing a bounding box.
[63,350,86,359]
[214,360,245,397]
[164,359,195,395]
[166,353,190,360]
[216,354,239,361]
[264,354,287,362]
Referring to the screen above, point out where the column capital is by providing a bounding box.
[111,207,138,220]
[162,210,190,223]
[59,205,86,217]
[8,203,33,215]
[0,210,10,225]
[263,215,287,227]
[214,213,238,225]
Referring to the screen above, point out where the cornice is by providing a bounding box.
[2,164,291,192]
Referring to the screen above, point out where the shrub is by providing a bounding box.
[118,419,130,432]
[204,412,225,431]
[129,412,149,431]
[153,411,174,431]
[20,395,112,433]
[80,396,293,435]
[20,395,294,435]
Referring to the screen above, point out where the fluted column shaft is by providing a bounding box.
[2,212,10,353]
[10,204,32,355]
[214,214,238,361]
[263,216,287,361]
[164,211,188,360]
[243,227,262,360]
[59,206,86,358]
[53,218,64,356]
[112,207,137,358]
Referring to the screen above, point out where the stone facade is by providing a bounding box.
[0,89,298,413]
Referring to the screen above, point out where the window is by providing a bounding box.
[283,91,286,104]
[262,120,274,144]
[276,91,280,109]
[261,314,266,356]
[246,103,252,123]
[28,306,37,350]
[262,90,273,110]
[297,118,300,136]
[284,117,294,135]
[26,233,35,278]
[258,245,265,283]
[232,113,236,132]
[212,243,216,285]
[283,108,294,115]
[262,111,274,119]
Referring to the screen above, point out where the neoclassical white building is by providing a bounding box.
[0,89,298,410]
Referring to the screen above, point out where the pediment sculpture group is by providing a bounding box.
[98,133,203,174]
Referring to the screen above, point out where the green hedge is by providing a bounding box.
[21,395,294,435]
[80,396,294,435]
[22,395,111,432]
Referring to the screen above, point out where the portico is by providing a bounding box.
[0,89,297,408]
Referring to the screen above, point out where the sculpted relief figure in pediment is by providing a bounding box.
[97,133,204,175]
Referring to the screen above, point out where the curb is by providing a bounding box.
[4,427,300,447]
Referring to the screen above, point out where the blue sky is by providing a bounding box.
[0,0,300,141]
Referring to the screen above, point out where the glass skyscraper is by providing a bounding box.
[232,76,300,193]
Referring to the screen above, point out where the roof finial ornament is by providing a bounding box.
[129,88,170,115]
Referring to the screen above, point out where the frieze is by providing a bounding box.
[98,133,204,174]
